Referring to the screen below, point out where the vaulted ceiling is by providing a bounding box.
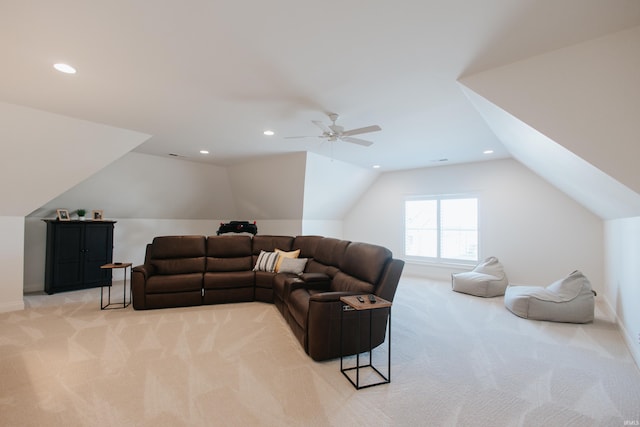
[2,0,639,172]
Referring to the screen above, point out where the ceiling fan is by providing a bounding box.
[286,113,381,147]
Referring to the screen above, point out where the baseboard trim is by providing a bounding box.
[0,299,25,313]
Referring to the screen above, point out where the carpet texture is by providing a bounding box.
[1,277,639,426]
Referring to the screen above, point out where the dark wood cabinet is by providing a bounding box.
[44,220,116,294]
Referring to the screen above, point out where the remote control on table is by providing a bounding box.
[356,296,365,303]
[368,294,376,303]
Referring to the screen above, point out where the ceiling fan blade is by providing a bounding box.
[342,136,374,147]
[312,120,331,134]
[342,125,381,137]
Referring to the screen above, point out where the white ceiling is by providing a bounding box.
[1,0,639,171]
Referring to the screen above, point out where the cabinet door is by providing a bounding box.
[52,223,84,289]
[83,223,114,286]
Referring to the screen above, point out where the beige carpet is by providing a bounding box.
[1,277,639,427]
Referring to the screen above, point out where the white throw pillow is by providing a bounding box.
[253,251,279,272]
[277,257,308,275]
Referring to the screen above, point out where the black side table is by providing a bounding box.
[340,294,392,389]
[100,263,132,309]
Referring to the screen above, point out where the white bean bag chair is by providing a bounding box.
[451,256,509,297]
[504,270,595,323]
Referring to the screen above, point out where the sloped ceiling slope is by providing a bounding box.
[302,152,379,220]
[1,102,150,216]
[459,26,640,220]
[29,152,237,220]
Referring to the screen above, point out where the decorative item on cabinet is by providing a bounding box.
[43,219,116,294]
[56,209,70,221]
[92,210,104,221]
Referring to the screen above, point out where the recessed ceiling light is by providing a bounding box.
[53,63,76,74]
[373,165,381,169]
[263,130,275,136]
[200,150,209,154]
[483,150,494,154]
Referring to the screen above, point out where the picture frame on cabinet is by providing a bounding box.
[56,209,70,221]
[92,210,104,221]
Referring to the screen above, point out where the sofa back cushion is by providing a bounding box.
[251,235,294,266]
[314,238,350,267]
[292,235,323,259]
[330,271,375,294]
[340,242,392,285]
[305,237,350,277]
[150,236,206,275]
[206,235,252,272]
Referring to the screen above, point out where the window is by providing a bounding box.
[405,196,478,262]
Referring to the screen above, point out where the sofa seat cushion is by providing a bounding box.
[146,273,202,294]
[254,271,276,289]
[204,271,255,289]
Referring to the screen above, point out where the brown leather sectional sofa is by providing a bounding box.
[132,234,404,361]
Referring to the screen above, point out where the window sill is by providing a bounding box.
[404,258,476,269]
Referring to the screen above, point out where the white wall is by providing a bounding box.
[227,152,307,220]
[301,220,343,238]
[343,159,604,290]
[604,218,640,367]
[0,217,25,311]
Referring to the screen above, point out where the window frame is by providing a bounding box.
[403,193,480,265]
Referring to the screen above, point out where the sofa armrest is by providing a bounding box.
[306,290,388,361]
[299,272,331,284]
[132,263,156,280]
[132,264,156,310]
[309,291,359,302]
